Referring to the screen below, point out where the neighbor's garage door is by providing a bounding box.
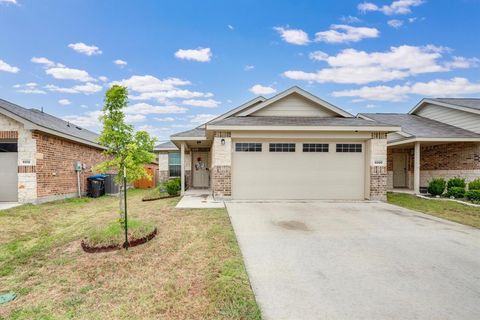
[232,141,365,200]
[0,141,18,202]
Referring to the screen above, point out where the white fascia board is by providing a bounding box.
[170,136,207,141]
[206,125,401,132]
[207,96,266,123]
[388,137,480,147]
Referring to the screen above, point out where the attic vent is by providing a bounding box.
[76,126,82,130]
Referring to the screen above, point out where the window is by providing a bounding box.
[235,143,262,152]
[168,152,181,177]
[0,143,17,152]
[336,144,362,153]
[303,143,329,152]
[269,143,296,152]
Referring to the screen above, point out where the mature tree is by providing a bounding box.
[95,85,156,222]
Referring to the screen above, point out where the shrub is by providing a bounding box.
[165,178,181,196]
[468,178,480,191]
[447,177,466,190]
[446,186,465,199]
[427,178,446,196]
[466,190,480,202]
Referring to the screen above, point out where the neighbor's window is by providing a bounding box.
[336,144,362,153]
[0,142,18,152]
[303,143,329,152]
[235,143,262,152]
[269,143,296,152]
[168,152,181,177]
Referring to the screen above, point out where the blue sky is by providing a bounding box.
[1,0,480,142]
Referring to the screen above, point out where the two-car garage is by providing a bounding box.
[231,140,366,200]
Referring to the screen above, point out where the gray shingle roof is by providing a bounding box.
[431,98,480,111]
[171,127,206,138]
[154,141,178,151]
[360,113,480,139]
[208,116,394,127]
[0,98,101,147]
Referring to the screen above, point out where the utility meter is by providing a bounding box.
[74,161,83,172]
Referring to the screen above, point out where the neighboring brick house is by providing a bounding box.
[0,98,106,204]
[359,98,480,194]
[163,87,400,201]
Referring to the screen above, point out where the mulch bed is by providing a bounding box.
[81,228,158,253]
[142,195,178,202]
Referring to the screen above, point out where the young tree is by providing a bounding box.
[95,85,156,223]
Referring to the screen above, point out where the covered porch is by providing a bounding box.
[388,139,480,194]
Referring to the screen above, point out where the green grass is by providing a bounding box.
[84,219,156,247]
[387,192,480,229]
[142,186,170,201]
[0,189,260,320]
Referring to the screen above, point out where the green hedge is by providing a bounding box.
[447,187,465,199]
[428,178,446,196]
[466,190,480,202]
[468,178,480,191]
[165,178,181,196]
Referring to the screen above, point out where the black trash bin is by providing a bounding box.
[87,174,107,198]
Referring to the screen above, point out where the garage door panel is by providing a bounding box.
[0,152,18,201]
[232,141,364,200]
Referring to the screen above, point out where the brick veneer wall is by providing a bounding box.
[211,132,232,198]
[33,132,106,198]
[211,166,231,197]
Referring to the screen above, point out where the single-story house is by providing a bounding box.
[155,86,400,200]
[358,98,480,194]
[0,98,107,204]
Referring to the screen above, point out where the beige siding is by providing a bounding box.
[387,132,408,142]
[415,104,480,133]
[250,93,338,117]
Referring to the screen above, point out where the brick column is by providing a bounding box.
[211,132,232,199]
[367,132,388,201]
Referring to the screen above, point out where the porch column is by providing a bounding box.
[414,141,421,194]
[180,142,186,195]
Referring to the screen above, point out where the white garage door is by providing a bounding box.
[0,142,18,202]
[232,141,365,200]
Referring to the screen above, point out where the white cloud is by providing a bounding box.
[445,56,480,69]
[45,82,102,94]
[358,0,424,15]
[154,117,175,122]
[45,67,94,82]
[137,125,170,139]
[0,0,17,4]
[190,114,218,125]
[14,82,46,94]
[228,24,234,30]
[113,59,127,67]
[174,47,212,62]
[68,42,102,56]
[80,104,88,109]
[182,99,220,108]
[31,56,56,67]
[113,74,213,103]
[284,45,474,85]
[0,59,19,73]
[341,15,361,23]
[125,114,146,123]
[58,99,71,106]
[98,76,108,82]
[274,26,310,45]
[314,24,379,43]
[244,65,255,71]
[125,103,187,115]
[332,77,480,101]
[365,104,377,108]
[249,84,277,95]
[387,19,404,28]
[64,111,102,129]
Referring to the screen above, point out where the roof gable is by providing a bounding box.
[237,87,353,118]
[409,98,480,116]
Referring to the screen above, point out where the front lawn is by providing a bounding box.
[387,192,480,229]
[0,190,260,320]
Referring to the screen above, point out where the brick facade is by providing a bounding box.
[33,132,106,199]
[367,133,388,200]
[211,133,232,198]
[388,142,480,189]
[211,165,231,197]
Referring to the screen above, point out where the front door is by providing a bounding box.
[393,153,407,188]
[193,152,209,188]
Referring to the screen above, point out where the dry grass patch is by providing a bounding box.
[0,190,260,320]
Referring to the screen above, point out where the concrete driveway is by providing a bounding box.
[226,201,480,320]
